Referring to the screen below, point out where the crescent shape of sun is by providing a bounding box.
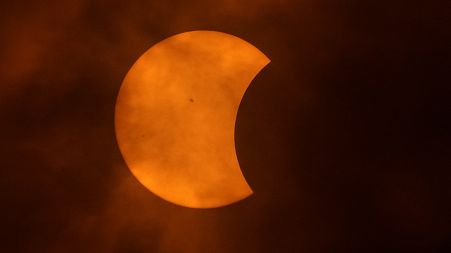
[115,31,270,208]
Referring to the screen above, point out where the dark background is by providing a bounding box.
[1,0,450,252]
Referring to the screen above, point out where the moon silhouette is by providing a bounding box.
[115,31,270,208]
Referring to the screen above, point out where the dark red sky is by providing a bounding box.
[1,0,450,252]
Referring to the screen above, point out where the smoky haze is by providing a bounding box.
[1,0,450,252]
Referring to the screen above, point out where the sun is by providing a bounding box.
[115,31,270,208]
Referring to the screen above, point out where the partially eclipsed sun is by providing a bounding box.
[115,31,270,208]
